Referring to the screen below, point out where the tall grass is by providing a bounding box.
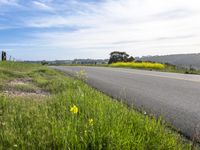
[0,61,40,72]
[110,62,165,70]
[0,62,191,149]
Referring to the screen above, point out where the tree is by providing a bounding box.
[108,51,134,64]
[41,60,48,65]
[128,56,135,62]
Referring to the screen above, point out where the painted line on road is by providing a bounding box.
[107,68,200,83]
[55,66,200,83]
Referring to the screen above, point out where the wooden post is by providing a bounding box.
[1,51,3,61]
[1,51,7,61]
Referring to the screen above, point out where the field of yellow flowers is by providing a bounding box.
[0,62,192,149]
[110,62,165,70]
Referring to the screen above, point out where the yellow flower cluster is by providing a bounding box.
[88,118,94,126]
[69,104,94,127]
[70,104,78,114]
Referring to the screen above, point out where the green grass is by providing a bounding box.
[0,62,193,149]
[162,64,200,75]
[110,62,165,70]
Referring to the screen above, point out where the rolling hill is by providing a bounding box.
[139,53,200,70]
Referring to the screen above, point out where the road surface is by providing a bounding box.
[51,66,200,139]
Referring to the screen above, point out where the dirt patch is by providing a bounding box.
[3,78,49,98]
[9,78,32,86]
[3,90,49,97]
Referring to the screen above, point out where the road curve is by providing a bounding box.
[50,66,200,139]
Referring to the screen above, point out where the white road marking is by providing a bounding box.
[58,66,200,83]
[103,68,200,83]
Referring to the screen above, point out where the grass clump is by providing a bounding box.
[0,62,192,149]
[110,62,165,70]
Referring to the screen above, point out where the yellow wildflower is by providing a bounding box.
[88,118,94,126]
[13,144,18,147]
[70,104,78,114]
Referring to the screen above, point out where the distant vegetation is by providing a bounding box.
[110,62,165,70]
[0,62,191,149]
[107,52,200,74]
[139,53,200,70]
[107,51,165,70]
[28,59,109,66]
[108,51,134,64]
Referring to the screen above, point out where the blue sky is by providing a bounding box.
[0,0,200,60]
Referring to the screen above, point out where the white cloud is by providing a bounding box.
[32,1,53,11]
[2,0,200,60]
[0,0,18,6]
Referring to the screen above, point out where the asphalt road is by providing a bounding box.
[51,66,200,139]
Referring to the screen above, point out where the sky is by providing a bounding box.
[0,0,200,60]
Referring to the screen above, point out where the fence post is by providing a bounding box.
[1,51,7,61]
[0,51,1,61]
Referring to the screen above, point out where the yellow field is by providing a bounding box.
[110,62,165,70]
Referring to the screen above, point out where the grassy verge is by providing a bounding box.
[0,62,193,149]
[163,64,200,75]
